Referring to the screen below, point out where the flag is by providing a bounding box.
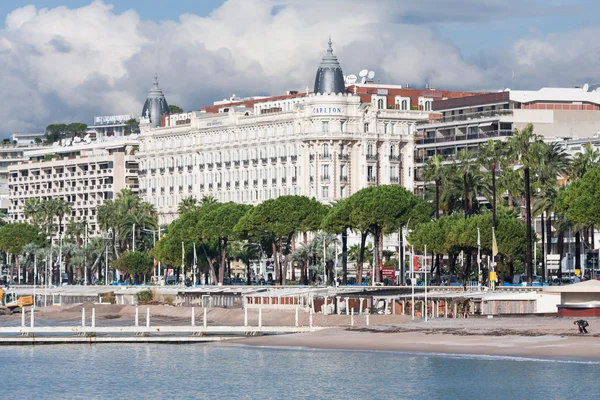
[492,228,498,257]
[477,228,481,247]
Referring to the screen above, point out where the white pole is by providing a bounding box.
[84,223,88,286]
[203,307,207,328]
[92,308,96,328]
[309,308,313,328]
[424,244,428,322]
[192,307,196,326]
[158,227,162,278]
[44,259,47,307]
[153,231,157,279]
[33,253,37,309]
[323,238,327,286]
[105,242,108,286]
[21,307,25,327]
[135,306,139,327]
[295,307,299,327]
[477,227,481,289]
[411,245,415,320]
[81,308,85,327]
[259,307,262,328]
[372,243,376,287]
[193,242,197,287]
[351,308,354,327]
[244,307,248,327]
[58,236,63,286]
[146,308,150,328]
[30,306,34,328]
[132,223,135,252]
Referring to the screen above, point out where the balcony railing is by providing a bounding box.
[367,176,377,183]
[416,130,513,145]
[290,155,298,162]
[390,176,399,183]
[320,154,331,161]
[427,109,513,125]
[321,175,330,181]
[340,175,348,182]
[389,155,401,162]
[280,156,287,163]
[366,154,378,161]
[338,154,349,161]
[225,161,231,168]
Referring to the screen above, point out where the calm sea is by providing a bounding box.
[2,344,599,399]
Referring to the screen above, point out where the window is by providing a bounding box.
[401,100,408,110]
[322,186,329,198]
[323,165,329,178]
[377,98,384,109]
[323,143,329,157]
[364,123,369,133]
[340,120,346,132]
[367,144,373,156]
[322,121,329,132]
[367,166,373,179]
[390,145,395,157]
[425,102,431,111]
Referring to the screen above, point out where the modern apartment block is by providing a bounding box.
[413,87,600,193]
[8,137,139,236]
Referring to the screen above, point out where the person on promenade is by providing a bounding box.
[574,319,589,334]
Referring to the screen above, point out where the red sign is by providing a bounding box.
[382,268,396,278]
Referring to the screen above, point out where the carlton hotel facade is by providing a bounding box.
[136,41,475,223]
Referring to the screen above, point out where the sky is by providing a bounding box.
[1,0,599,136]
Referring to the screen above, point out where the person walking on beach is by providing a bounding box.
[574,319,589,334]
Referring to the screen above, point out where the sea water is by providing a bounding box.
[2,344,599,399]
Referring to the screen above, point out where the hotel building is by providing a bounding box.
[136,40,476,223]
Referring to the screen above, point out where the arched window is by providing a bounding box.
[425,101,431,111]
[323,143,329,157]
[401,100,408,110]
[377,99,384,109]
[390,145,395,157]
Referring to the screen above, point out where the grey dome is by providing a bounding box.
[313,38,345,95]
[141,74,169,128]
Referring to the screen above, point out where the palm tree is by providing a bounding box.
[497,167,522,208]
[66,220,86,247]
[424,155,445,220]
[508,123,542,285]
[200,195,218,206]
[178,196,198,214]
[24,198,45,228]
[478,140,506,227]
[569,143,599,179]
[51,197,72,239]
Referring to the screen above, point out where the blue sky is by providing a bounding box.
[0,0,598,134]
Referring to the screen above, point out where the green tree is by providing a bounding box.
[112,251,153,284]
[349,185,430,283]
[199,202,252,285]
[65,123,88,137]
[321,199,353,284]
[125,118,140,134]
[178,196,198,215]
[0,223,44,283]
[169,105,184,114]
[478,140,507,227]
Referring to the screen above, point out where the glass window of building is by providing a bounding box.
[322,186,329,198]
[322,121,329,132]
[401,100,408,110]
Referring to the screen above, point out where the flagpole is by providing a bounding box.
[411,245,414,320]
[181,242,185,285]
[492,227,497,291]
[477,227,481,290]
[424,244,428,322]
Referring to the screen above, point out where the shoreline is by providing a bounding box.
[221,327,600,360]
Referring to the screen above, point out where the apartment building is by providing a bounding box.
[8,137,139,236]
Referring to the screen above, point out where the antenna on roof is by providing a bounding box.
[583,83,590,92]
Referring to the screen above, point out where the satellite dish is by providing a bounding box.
[346,74,357,84]
[367,71,375,79]
[359,69,368,77]
[361,77,367,84]
[583,83,589,92]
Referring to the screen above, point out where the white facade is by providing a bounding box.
[8,137,139,236]
[137,92,429,223]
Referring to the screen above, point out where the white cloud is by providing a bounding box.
[0,0,597,135]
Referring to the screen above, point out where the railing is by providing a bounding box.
[415,130,513,145]
[427,109,513,125]
[261,158,267,165]
[292,177,297,184]
[389,155,400,162]
[272,178,277,185]
[367,176,376,183]
[320,154,331,161]
[338,154,349,161]
[366,154,378,161]
[340,175,348,182]
[390,176,399,183]
[290,155,297,162]
[225,162,231,168]
[321,175,330,182]
[280,156,287,163]
[234,161,240,167]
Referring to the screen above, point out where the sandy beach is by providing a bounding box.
[224,316,600,359]
[2,304,600,359]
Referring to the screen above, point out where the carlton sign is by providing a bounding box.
[312,106,345,114]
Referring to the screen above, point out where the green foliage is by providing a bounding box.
[557,166,600,226]
[169,105,184,114]
[125,118,140,133]
[45,122,88,143]
[0,223,45,254]
[112,251,153,275]
[136,289,153,304]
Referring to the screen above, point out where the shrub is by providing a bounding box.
[164,295,174,305]
[137,289,153,304]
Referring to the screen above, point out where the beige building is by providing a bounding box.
[8,137,139,236]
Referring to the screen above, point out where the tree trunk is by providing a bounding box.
[463,171,469,218]
[272,241,280,284]
[357,231,368,284]
[541,212,546,283]
[435,180,440,220]
[291,235,296,282]
[342,227,348,284]
[377,229,384,283]
[219,238,227,285]
[524,166,533,285]
[199,242,217,285]
[463,250,471,288]
[372,227,380,283]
